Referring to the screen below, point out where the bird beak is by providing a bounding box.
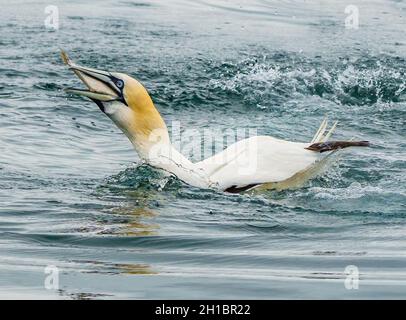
[61,50,121,102]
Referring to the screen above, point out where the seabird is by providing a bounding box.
[61,51,370,193]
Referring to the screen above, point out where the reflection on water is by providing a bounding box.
[117,263,157,275]
[70,259,156,276]
[108,206,160,237]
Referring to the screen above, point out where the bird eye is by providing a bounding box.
[116,80,124,89]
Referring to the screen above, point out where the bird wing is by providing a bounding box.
[195,136,321,191]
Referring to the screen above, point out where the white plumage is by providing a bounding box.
[191,120,338,192]
[146,119,339,193]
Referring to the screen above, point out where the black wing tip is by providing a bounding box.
[306,140,371,153]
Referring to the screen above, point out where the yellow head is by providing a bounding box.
[62,51,169,157]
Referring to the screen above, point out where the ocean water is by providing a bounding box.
[0,0,405,299]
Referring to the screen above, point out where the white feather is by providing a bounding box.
[193,136,323,191]
[148,120,344,192]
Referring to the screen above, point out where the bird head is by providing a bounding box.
[61,50,169,157]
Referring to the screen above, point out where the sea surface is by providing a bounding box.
[0,0,405,299]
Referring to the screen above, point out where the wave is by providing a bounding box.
[98,164,182,194]
[209,53,406,108]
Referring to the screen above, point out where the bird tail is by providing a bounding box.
[308,118,370,153]
[311,118,338,143]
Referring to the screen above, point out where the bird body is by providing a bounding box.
[195,136,319,191]
[61,51,369,193]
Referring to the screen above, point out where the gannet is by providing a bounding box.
[61,51,370,193]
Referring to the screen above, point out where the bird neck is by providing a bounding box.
[145,142,210,189]
[117,100,169,159]
[126,112,209,188]
[115,96,210,188]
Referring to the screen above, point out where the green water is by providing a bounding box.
[0,0,405,299]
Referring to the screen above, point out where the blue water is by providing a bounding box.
[0,0,405,299]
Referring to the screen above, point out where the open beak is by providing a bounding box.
[61,50,120,102]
